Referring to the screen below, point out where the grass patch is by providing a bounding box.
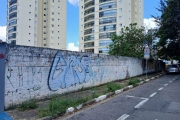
[128,78,141,87]
[19,100,38,111]
[38,97,90,118]
[107,83,122,92]
[91,91,100,98]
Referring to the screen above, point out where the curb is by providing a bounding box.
[39,73,165,120]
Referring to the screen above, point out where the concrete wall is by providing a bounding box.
[4,44,153,107]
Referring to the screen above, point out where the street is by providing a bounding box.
[58,74,180,120]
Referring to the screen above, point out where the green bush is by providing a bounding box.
[107,83,122,92]
[128,79,141,87]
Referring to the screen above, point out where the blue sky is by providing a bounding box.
[0,0,160,50]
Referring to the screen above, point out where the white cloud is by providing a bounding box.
[0,26,6,41]
[68,0,79,6]
[67,43,79,51]
[144,18,159,30]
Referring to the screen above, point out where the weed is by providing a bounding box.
[80,86,85,91]
[91,91,100,98]
[38,97,90,118]
[19,100,38,111]
[107,83,122,92]
[128,78,141,87]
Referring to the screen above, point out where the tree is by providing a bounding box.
[108,23,154,58]
[153,0,180,60]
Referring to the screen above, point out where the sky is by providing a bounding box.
[0,0,160,51]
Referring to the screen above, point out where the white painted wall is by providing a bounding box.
[5,45,145,107]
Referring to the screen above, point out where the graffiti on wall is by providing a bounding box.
[48,52,105,91]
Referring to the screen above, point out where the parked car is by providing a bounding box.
[166,64,180,74]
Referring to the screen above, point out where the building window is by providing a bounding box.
[9,12,17,19]
[9,5,17,13]
[8,33,16,39]
[52,18,54,21]
[84,42,94,48]
[99,2,116,11]
[8,26,17,33]
[9,19,17,26]
[9,0,17,6]
[99,10,116,17]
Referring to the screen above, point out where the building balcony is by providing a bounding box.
[99,32,115,39]
[8,19,17,26]
[84,0,94,4]
[99,0,113,4]
[9,5,17,14]
[99,27,116,32]
[84,14,94,23]
[84,21,94,29]
[99,4,116,11]
[84,35,94,41]
[9,0,17,6]
[8,26,17,33]
[99,17,116,25]
[84,8,94,16]
[84,28,94,35]
[9,12,17,20]
[84,0,94,10]
[99,12,116,18]
[84,42,94,48]
[8,33,16,39]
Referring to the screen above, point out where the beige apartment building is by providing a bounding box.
[79,0,144,54]
[7,0,66,50]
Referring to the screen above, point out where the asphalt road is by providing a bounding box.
[59,74,180,120]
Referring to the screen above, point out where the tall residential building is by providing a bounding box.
[79,0,144,54]
[7,0,66,50]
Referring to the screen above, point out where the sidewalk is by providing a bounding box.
[6,72,163,120]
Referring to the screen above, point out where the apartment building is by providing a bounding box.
[7,0,66,50]
[79,0,144,54]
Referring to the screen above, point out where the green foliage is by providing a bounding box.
[128,79,141,87]
[153,0,180,60]
[107,83,122,92]
[19,100,38,111]
[108,23,154,58]
[38,97,90,118]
